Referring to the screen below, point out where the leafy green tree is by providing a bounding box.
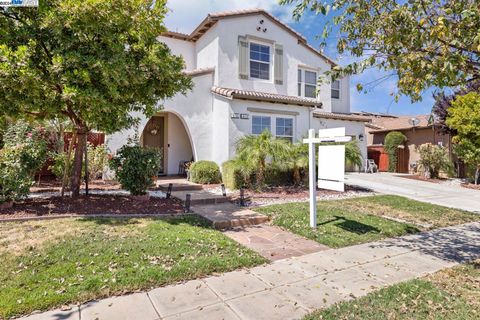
[446,92,480,184]
[282,0,480,101]
[0,0,192,196]
[235,130,290,188]
[416,143,452,179]
[384,131,407,172]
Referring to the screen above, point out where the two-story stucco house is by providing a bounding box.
[106,9,370,175]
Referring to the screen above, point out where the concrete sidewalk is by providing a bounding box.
[346,173,480,213]
[20,222,479,320]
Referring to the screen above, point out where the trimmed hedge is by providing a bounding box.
[222,160,247,189]
[190,161,222,184]
[264,166,293,186]
[221,161,293,190]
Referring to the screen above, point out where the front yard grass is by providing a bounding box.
[255,195,479,248]
[0,216,266,319]
[305,260,480,320]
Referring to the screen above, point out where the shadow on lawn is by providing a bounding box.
[317,215,419,235]
[318,215,381,234]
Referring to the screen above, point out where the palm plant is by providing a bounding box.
[345,140,363,170]
[279,142,309,185]
[235,130,290,188]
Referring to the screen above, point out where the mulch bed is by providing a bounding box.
[232,185,371,204]
[31,179,121,193]
[398,175,447,184]
[462,183,480,191]
[0,195,184,220]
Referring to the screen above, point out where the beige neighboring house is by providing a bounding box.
[358,113,452,173]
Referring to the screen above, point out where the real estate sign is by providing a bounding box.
[304,128,351,228]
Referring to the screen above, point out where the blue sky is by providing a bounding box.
[164,0,435,116]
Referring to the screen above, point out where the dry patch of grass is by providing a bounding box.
[0,218,150,256]
[339,195,479,229]
[0,216,266,318]
[306,260,480,320]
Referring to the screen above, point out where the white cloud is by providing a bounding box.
[164,0,293,33]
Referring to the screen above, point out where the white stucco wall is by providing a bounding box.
[331,76,351,114]
[166,112,194,174]
[158,36,196,71]
[163,73,214,164]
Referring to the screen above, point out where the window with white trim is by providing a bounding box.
[331,80,340,99]
[250,43,271,80]
[298,68,317,98]
[276,118,294,142]
[252,115,271,134]
[252,114,295,142]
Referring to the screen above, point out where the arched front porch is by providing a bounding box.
[141,112,194,175]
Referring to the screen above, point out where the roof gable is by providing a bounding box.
[162,8,336,66]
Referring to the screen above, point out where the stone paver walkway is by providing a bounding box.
[20,222,479,320]
[224,225,329,261]
[193,203,269,229]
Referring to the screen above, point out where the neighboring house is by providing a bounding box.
[365,114,451,173]
[107,9,370,175]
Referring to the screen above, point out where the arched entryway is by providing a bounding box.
[141,112,194,175]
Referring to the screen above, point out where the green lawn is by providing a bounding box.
[0,216,266,319]
[305,260,480,320]
[255,195,479,248]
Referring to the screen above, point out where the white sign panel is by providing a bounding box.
[318,145,345,192]
[0,0,38,7]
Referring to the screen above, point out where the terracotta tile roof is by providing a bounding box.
[211,86,322,107]
[184,67,215,77]
[313,111,372,122]
[368,114,434,133]
[161,8,336,66]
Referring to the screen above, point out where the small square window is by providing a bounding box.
[252,116,271,134]
[276,118,293,142]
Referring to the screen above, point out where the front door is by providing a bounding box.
[143,116,166,175]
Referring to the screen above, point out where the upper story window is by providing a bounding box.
[298,69,317,98]
[331,80,340,99]
[252,115,271,134]
[250,43,271,80]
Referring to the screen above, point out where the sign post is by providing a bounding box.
[303,128,351,229]
[307,129,317,228]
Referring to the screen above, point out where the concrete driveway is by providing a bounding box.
[346,173,480,213]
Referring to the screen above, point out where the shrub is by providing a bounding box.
[0,147,33,204]
[264,165,293,186]
[222,160,247,189]
[189,161,222,184]
[109,145,161,195]
[49,151,71,180]
[384,131,407,172]
[417,143,452,179]
[0,121,48,203]
[3,120,48,176]
[86,143,108,180]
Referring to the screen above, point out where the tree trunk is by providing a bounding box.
[293,166,301,186]
[61,131,76,197]
[70,130,87,198]
[475,167,480,185]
